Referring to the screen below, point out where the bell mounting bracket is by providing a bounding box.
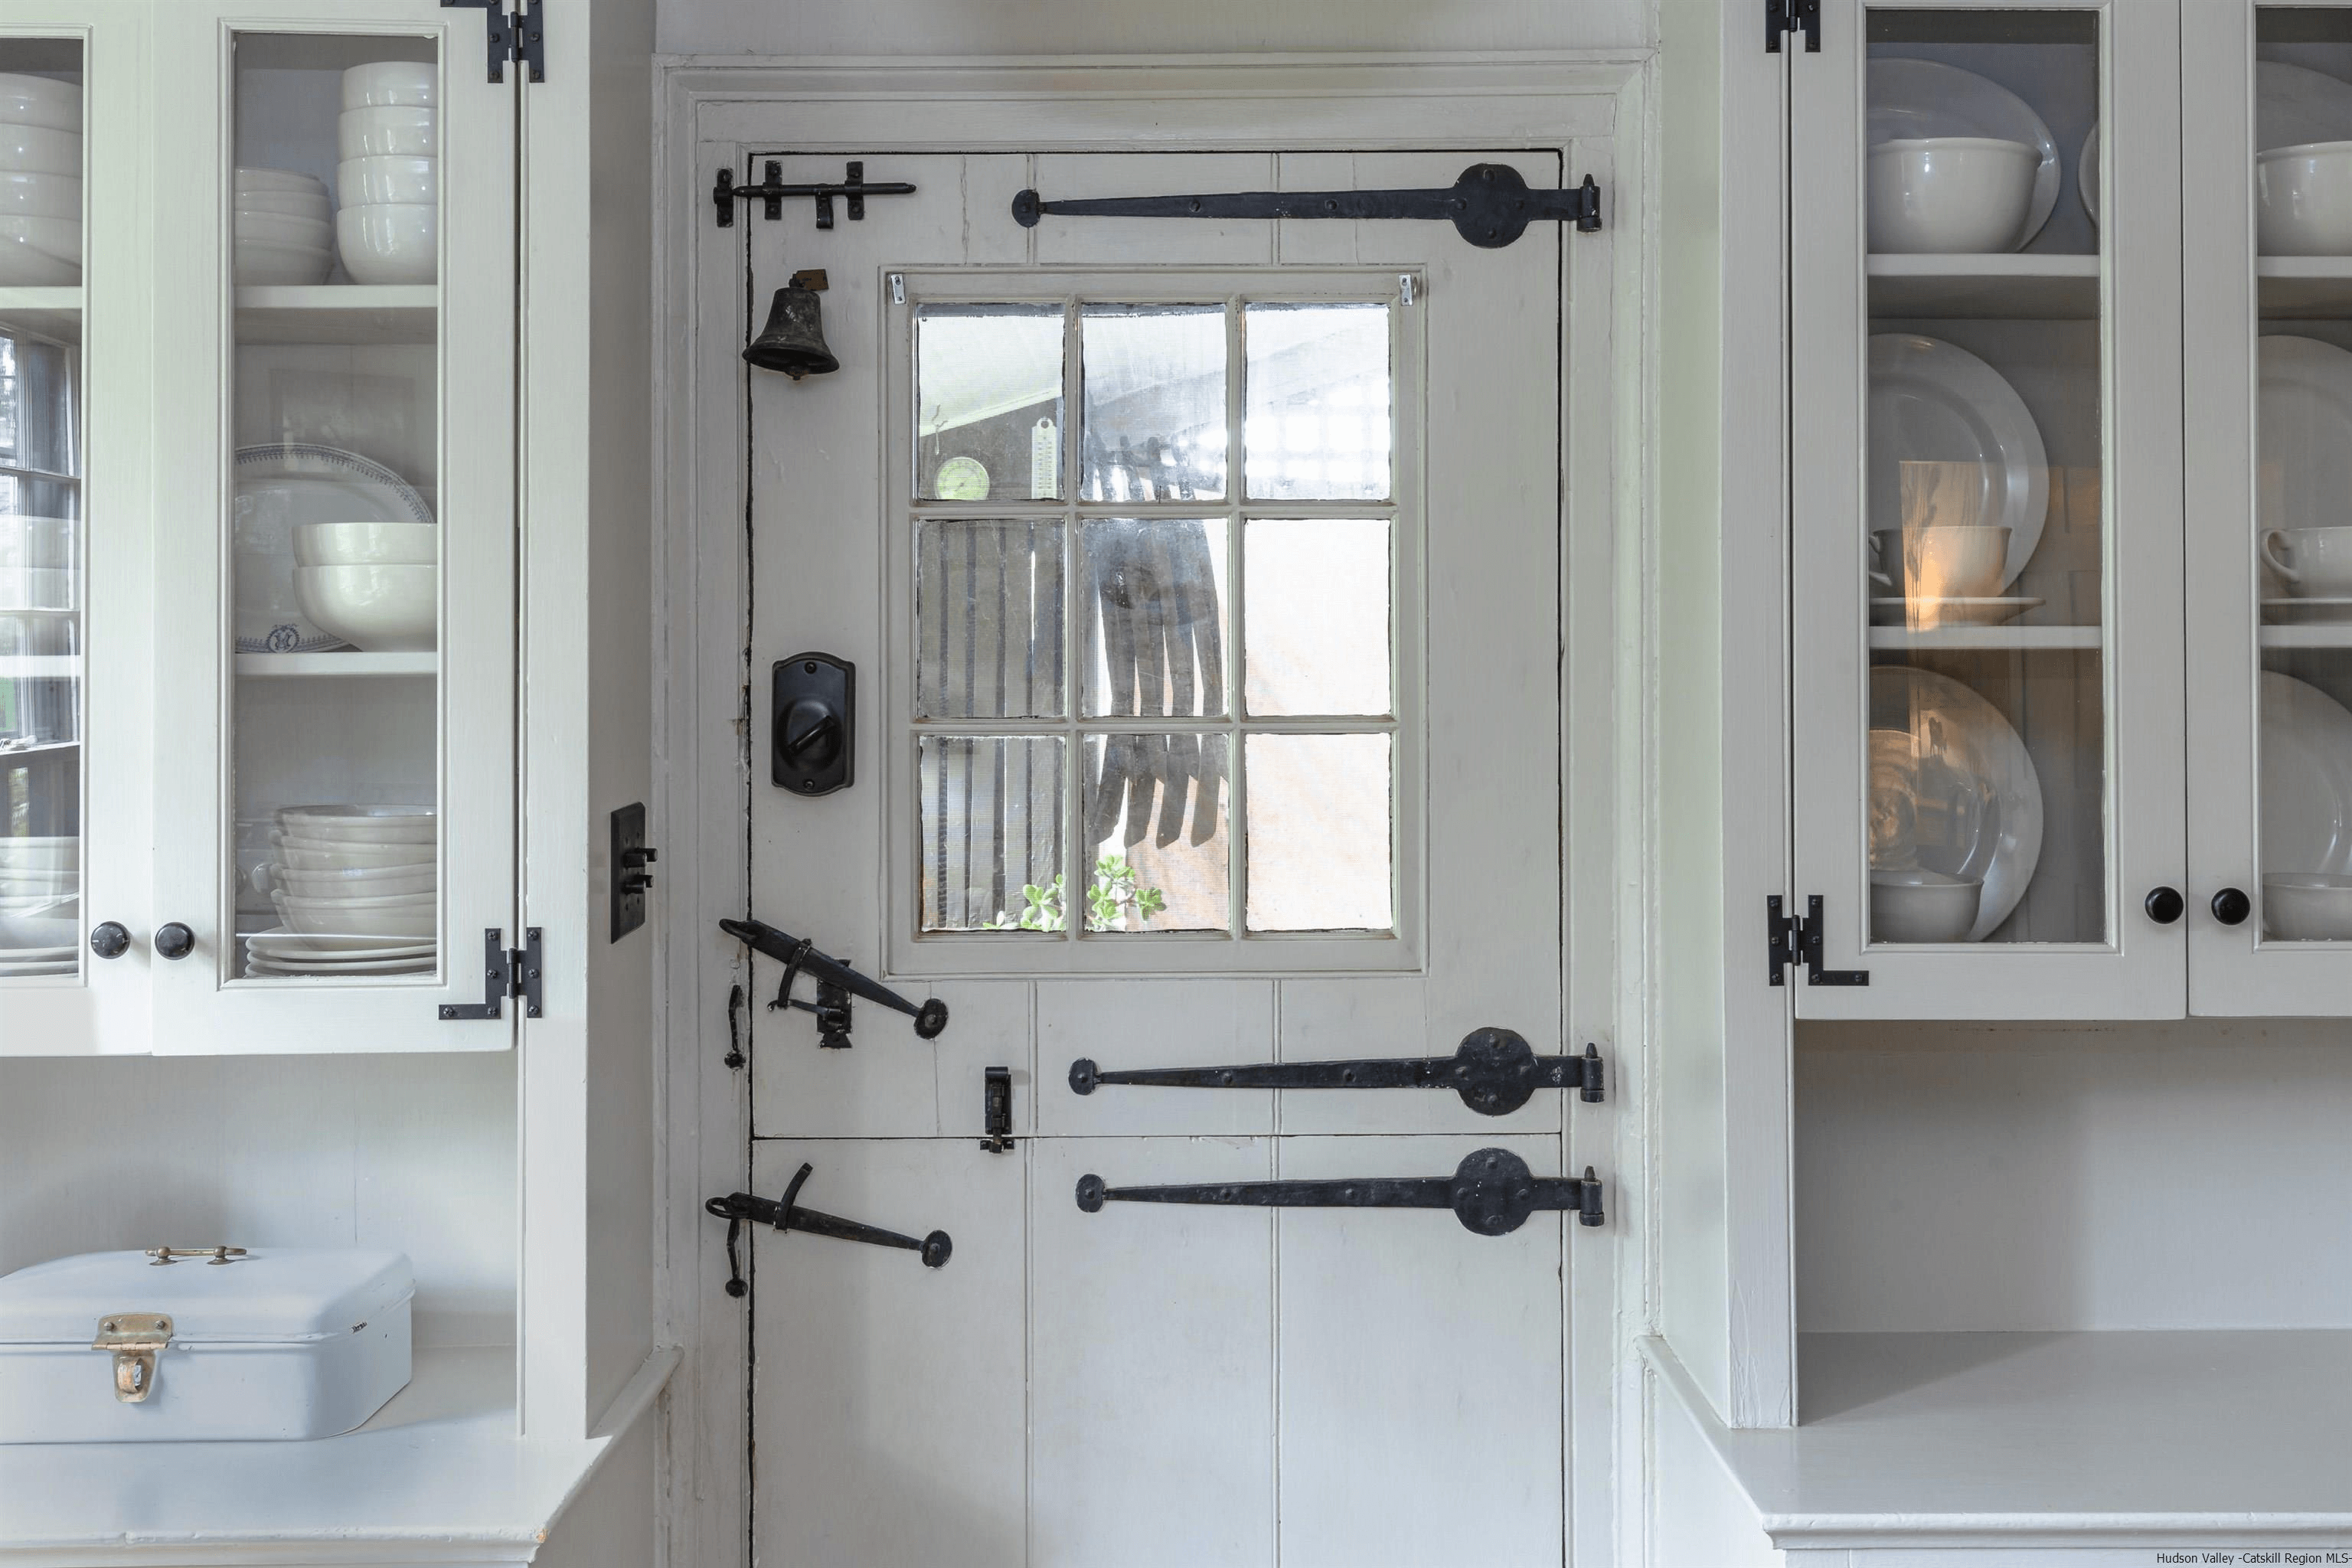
[1076,1148,1606,1236]
[719,916,948,1047]
[707,1164,952,1296]
[1070,1028,1604,1117]
[714,159,918,229]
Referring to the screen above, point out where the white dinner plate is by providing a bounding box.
[234,444,433,654]
[247,953,434,976]
[2078,122,2099,225]
[1868,57,2060,250]
[2259,61,2352,154]
[1869,665,2045,942]
[1870,595,2044,626]
[2262,671,2352,879]
[2258,336,2352,596]
[243,926,436,960]
[1869,334,2049,592]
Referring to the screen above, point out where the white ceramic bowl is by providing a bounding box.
[273,889,435,939]
[1867,136,2039,254]
[336,155,436,207]
[0,171,78,220]
[234,210,332,249]
[1870,867,1984,943]
[0,212,77,260]
[293,562,436,651]
[293,521,436,567]
[234,240,332,286]
[2263,872,2352,940]
[342,61,437,110]
[236,189,332,220]
[272,837,435,871]
[0,74,80,135]
[0,516,74,570]
[0,122,79,176]
[235,166,327,198]
[2258,141,2352,256]
[338,106,435,162]
[277,805,436,846]
[0,216,77,283]
[335,203,435,285]
[266,862,436,899]
[0,567,74,610]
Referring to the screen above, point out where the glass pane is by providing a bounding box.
[916,305,1063,501]
[1243,303,1390,501]
[1082,733,1227,932]
[916,519,1065,720]
[1244,732,1391,932]
[1080,518,1228,718]
[1080,305,1226,501]
[0,39,82,289]
[2255,10,2352,942]
[1244,518,1390,716]
[230,35,442,980]
[1864,10,2103,945]
[919,734,1065,931]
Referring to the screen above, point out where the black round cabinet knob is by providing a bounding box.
[154,923,196,961]
[2143,887,2184,925]
[89,921,131,959]
[2210,887,2253,927]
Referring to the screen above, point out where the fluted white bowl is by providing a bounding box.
[273,888,435,938]
[0,171,77,220]
[236,210,331,249]
[0,220,75,283]
[342,62,436,110]
[276,805,436,846]
[336,155,435,207]
[293,521,436,567]
[272,837,435,871]
[335,203,435,284]
[236,166,327,196]
[266,861,436,899]
[0,74,80,134]
[0,122,78,175]
[234,240,332,286]
[237,189,331,222]
[338,106,434,161]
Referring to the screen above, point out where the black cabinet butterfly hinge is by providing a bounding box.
[442,0,544,83]
[1766,0,1821,52]
[1767,895,1868,987]
[438,927,544,1021]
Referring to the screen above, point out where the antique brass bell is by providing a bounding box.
[743,269,839,380]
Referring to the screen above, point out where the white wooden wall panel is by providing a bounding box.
[1034,979,1275,1137]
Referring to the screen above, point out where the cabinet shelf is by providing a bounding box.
[234,285,436,345]
[1868,624,2101,651]
[2260,622,2352,649]
[234,650,436,677]
[0,286,82,341]
[1867,253,2100,320]
[2257,256,2352,317]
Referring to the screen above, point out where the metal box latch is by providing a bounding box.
[91,1313,172,1403]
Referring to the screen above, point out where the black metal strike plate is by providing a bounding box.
[610,802,655,943]
[981,1067,1014,1153]
[1075,1148,1606,1236]
[773,652,854,795]
[1767,895,1870,987]
[714,160,918,229]
[1069,1028,1608,1118]
[1011,164,1602,249]
[1766,0,1822,52]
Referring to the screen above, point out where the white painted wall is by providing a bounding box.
[654,0,1651,58]
[0,1053,518,1348]
[1647,1359,1783,1568]
[1796,1021,2352,1332]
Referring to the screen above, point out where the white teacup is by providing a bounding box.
[1868,525,2011,599]
[2261,527,2352,597]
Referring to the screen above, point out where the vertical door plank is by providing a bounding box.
[1035,978,1275,1135]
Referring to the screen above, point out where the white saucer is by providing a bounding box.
[247,953,434,976]
[2263,596,2352,622]
[1870,596,2043,626]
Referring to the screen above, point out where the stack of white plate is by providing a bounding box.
[335,63,436,286]
[246,804,435,977]
[0,73,80,286]
[0,838,78,977]
[236,167,333,285]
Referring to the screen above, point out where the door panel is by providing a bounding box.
[1035,978,1275,1136]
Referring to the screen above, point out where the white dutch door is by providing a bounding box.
[734,152,1572,1567]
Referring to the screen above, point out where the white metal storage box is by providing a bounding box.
[0,1247,413,1442]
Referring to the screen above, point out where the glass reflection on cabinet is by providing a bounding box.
[1861,8,2106,946]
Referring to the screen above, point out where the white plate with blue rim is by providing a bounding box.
[234,443,433,654]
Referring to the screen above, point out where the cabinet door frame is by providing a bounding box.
[145,0,518,1053]
[1788,0,2190,1019]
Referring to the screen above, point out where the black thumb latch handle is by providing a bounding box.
[1075,1148,1605,1236]
[1070,1028,1602,1116]
[707,1163,952,1295]
[720,916,949,1044]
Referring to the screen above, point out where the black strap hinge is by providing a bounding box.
[443,0,544,83]
[1766,0,1821,52]
[439,927,545,1020]
[1767,895,1868,987]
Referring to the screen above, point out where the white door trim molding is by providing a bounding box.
[649,51,1655,1568]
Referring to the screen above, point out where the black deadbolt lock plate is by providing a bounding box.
[774,652,854,795]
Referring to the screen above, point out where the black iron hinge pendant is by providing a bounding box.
[1011,164,1602,250]
[1766,896,1868,987]
[1766,0,1821,52]
[1070,1028,1604,1117]
[439,927,544,1020]
[707,1162,952,1297]
[1077,1148,1605,1236]
[442,0,544,83]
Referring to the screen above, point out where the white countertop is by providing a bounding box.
[1647,1330,2352,1551]
[0,1344,677,1565]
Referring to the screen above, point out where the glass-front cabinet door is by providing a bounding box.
[1790,0,2188,1018]
[2185,4,2352,1014]
[145,2,516,1051]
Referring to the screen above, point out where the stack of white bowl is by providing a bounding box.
[250,805,436,977]
[0,837,77,978]
[236,168,334,285]
[335,63,437,286]
[0,73,81,286]
[291,521,436,652]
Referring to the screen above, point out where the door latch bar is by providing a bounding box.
[707,1163,952,1295]
[719,916,949,1046]
[981,1067,1015,1153]
[1076,1148,1604,1236]
[1069,1028,1602,1117]
[1011,164,1602,250]
[714,160,918,229]
[1766,895,1869,987]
